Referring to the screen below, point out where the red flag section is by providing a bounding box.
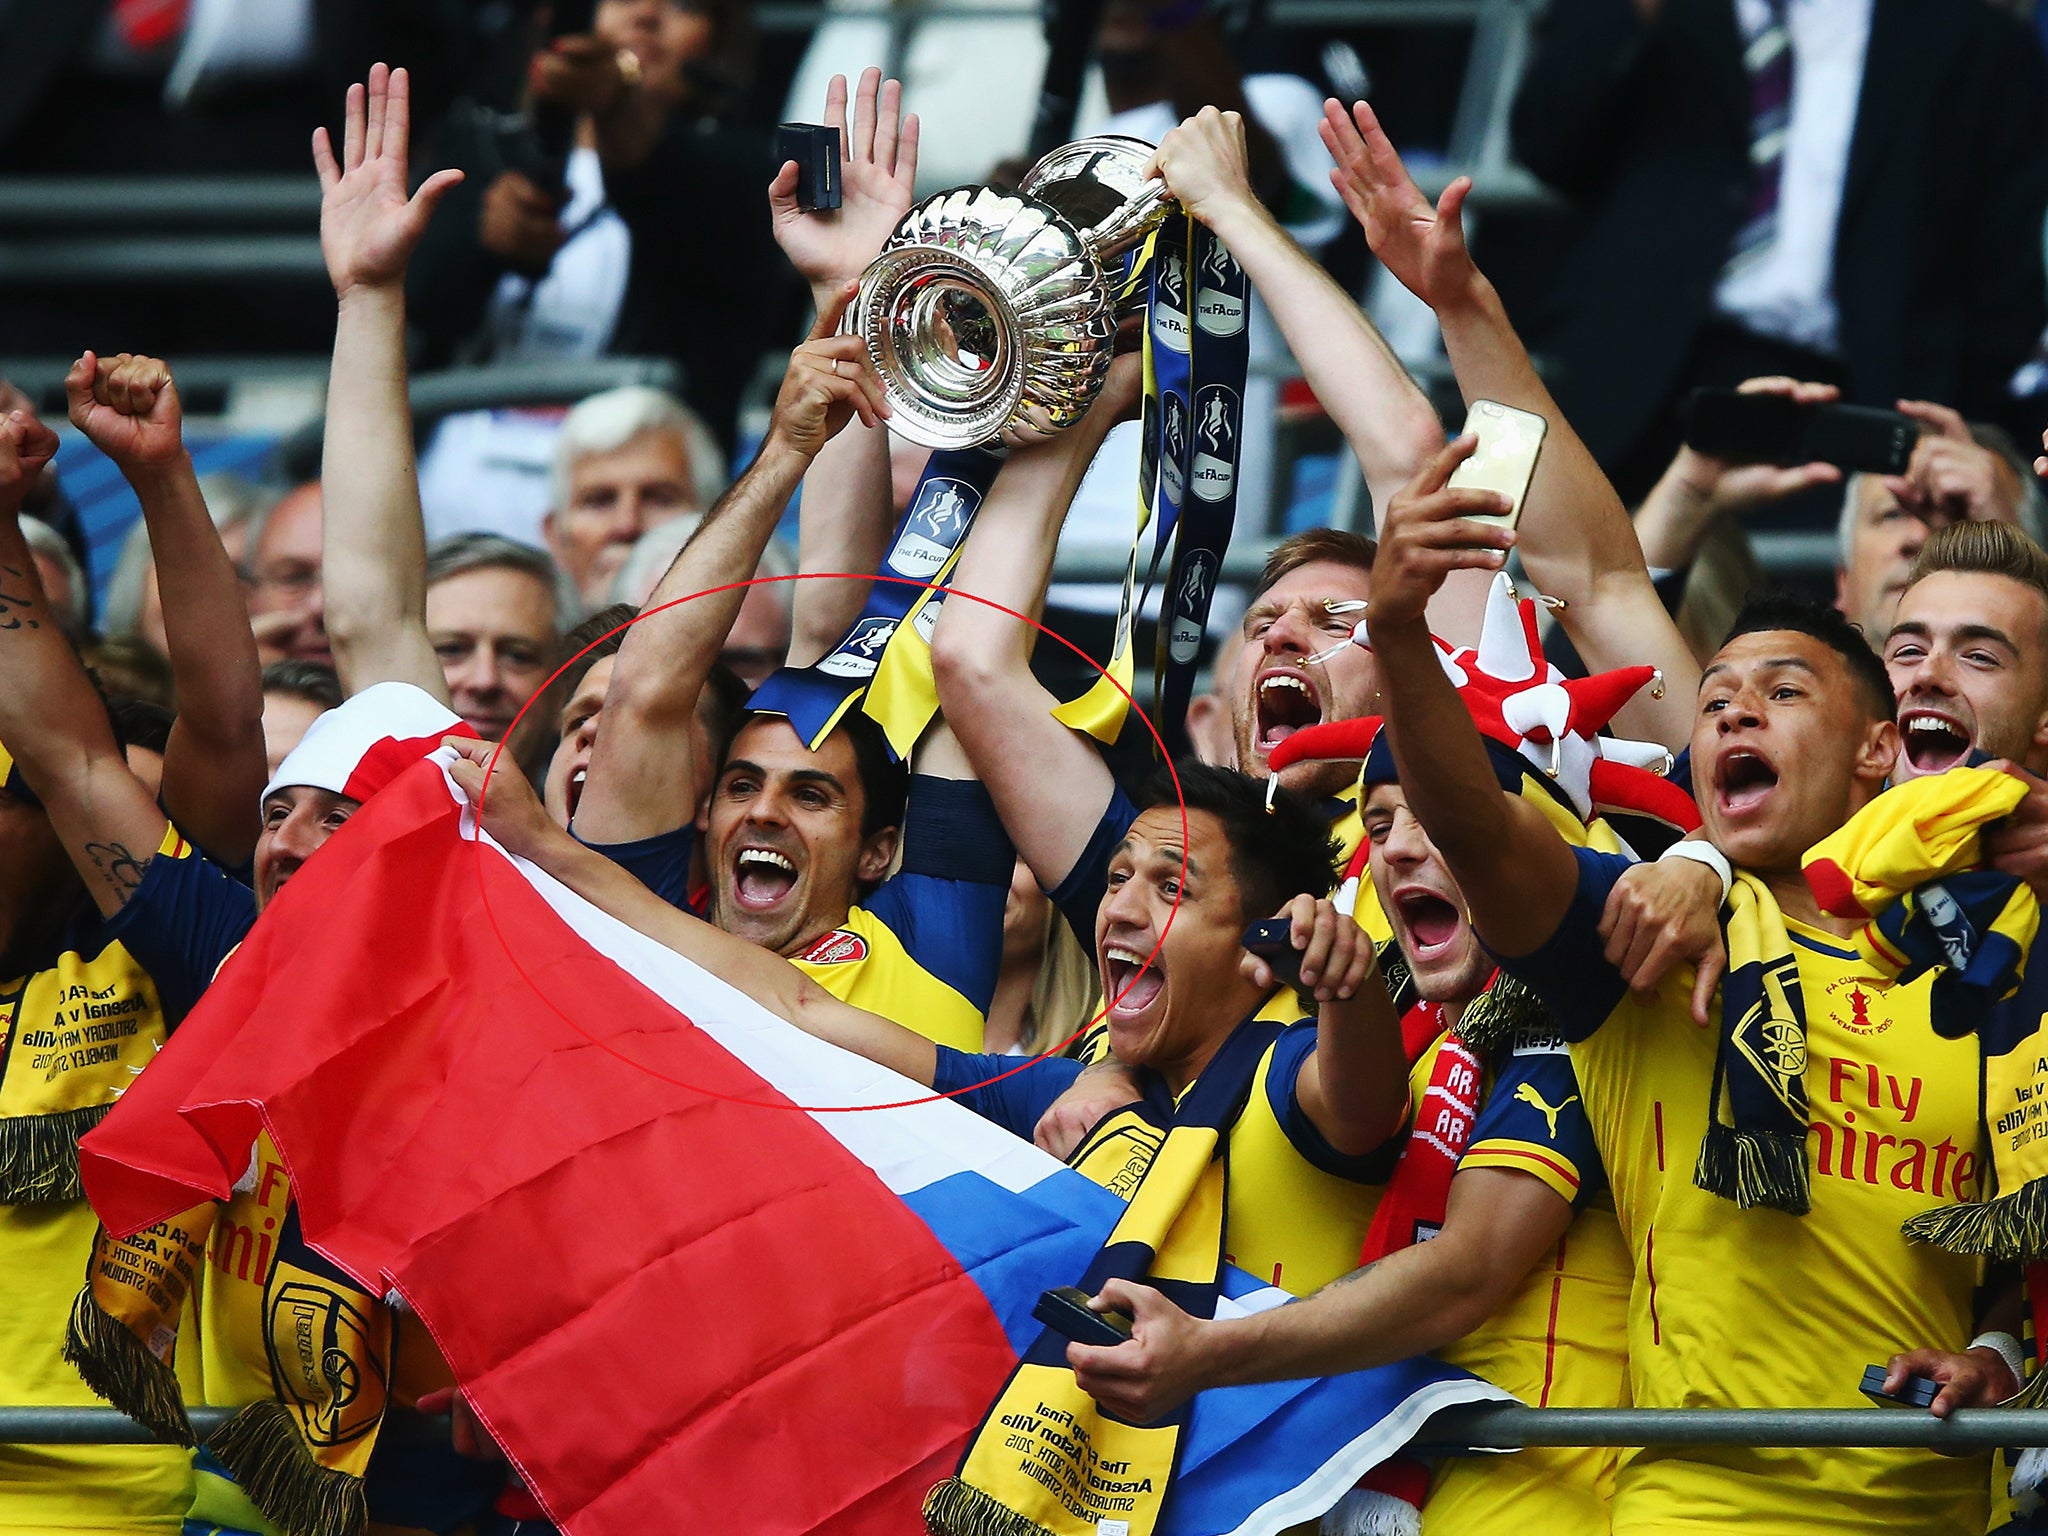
[80,761,1015,1533]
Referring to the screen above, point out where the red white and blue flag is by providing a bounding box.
[81,701,1501,1535]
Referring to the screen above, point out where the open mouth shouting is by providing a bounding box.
[1102,941,1165,1022]
[565,764,589,821]
[731,843,801,912]
[1252,666,1324,756]
[1897,706,1973,778]
[1391,885,1463,963]
[1713,745,1780,819]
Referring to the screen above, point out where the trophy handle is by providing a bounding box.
[1081,176,1175,262]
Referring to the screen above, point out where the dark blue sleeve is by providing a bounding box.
[1467,1036,1607,1207]
[1046,782,1138,954]
[1491,846,1634,1042]
[575,822,697,911]
[100,849,257,1025]
[1265,1023,1406,1184]
[930,1048,1085,1140]
[1666,748,1694,803]
[862,777,1013,1011]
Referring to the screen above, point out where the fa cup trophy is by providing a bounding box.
[847,135,1174,449]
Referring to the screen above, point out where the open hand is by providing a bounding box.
[1369,434,1515,629]
[1320,99,1478,311]
[771,69,920,303]
[312,64,464,298]
[764,281,890,460]
[1067,1280,1213,1424]
[67,352,185,471]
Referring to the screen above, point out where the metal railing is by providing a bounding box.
[8,1403,2048,1453]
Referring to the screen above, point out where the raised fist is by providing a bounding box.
[67,352,184,471]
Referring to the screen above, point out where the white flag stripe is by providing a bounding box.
[443,769,1066,1202]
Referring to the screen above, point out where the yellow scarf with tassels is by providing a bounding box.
[925,1017,1281,1536]
[1804,768,2045,1270]
[69,1132,391,1536]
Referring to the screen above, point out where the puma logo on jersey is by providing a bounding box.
[1513,1083,1578,1139]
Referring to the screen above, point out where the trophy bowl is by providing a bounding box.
[850,137,1173,449]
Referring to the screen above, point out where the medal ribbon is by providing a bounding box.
[1155,228,1249,754]
[1050,218,1190,743]
[749,446,1006,757]
[1051,215,1246,750]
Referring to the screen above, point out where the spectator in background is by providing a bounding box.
[245,481,328,666]
[611,515,794,687]
[103,470,267,664]
[1510,0,2048,503]
[543,384,722,613]
[409,0,784,489]
[425,533,565,761]
[981,859,1100,1057]
[18,518,87,645]
[260,658,344,777]
[1631,378,2043,639]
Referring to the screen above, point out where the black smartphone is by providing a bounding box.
[1681,389,1916,475]
[1035,1286,1133,1348]
[1242,917,1304,992]
[1860,1363,1941,1409]
[775,123,843,213]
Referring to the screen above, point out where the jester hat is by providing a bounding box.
[1269,573,1700,852]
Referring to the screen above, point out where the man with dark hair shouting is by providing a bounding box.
[1355,428,2009,1533]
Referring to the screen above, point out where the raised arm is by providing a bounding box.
[449,736,935,1084]
[771,70,921,665]
[1370,440,1583,958]
[572,294,888,845]
[1324,100,1697,748]
[1071,1167,1571,1422]
[1631,377,1843,575]
[1149,110,1440,528]
[0,420,169,917]
[312,64,465,701]
[928,362,1137,888]
[66,352,264,864]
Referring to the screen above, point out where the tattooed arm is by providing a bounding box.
[0,419,171,916]
[1065,1168,1572,1423]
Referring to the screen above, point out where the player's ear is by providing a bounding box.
[1856,718,1898,786]
[857,824,899,885]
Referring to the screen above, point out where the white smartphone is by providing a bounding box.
[1446,399,1548,529]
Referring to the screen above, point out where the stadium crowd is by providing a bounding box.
[13,1,2048,1533]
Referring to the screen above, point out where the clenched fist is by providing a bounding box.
[67,352,185,472]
